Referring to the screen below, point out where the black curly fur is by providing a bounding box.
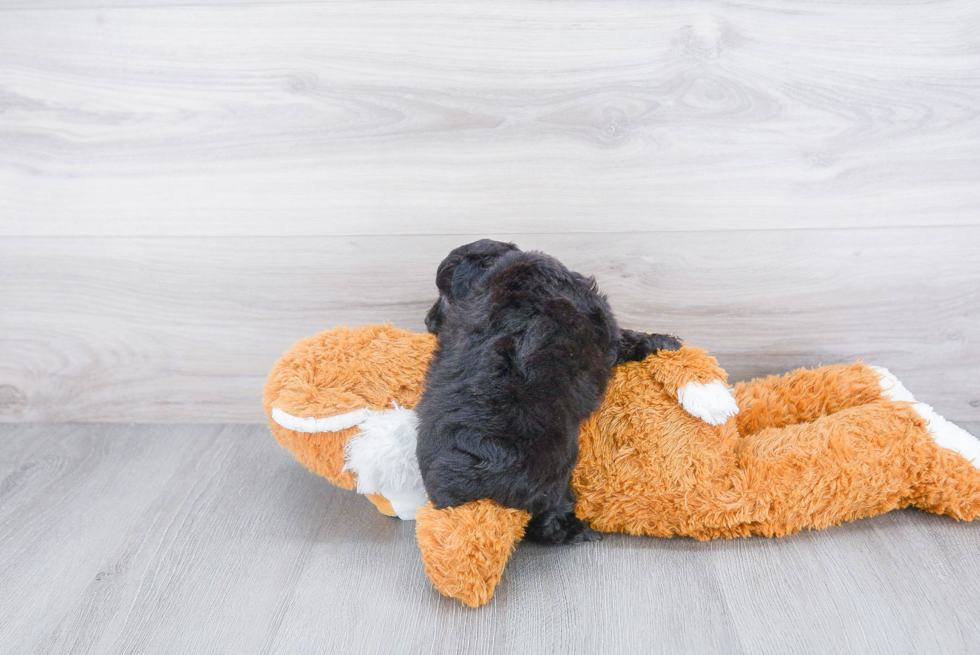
[416,239,681,544]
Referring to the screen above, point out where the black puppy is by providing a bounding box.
[416,240,681,544]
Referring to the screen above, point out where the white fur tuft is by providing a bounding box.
[871,366,980,469]
[343,405,428,520]
[912,402,980,469]
[271,406,373,433]
[871,366,916,402]
[677,380,739,426]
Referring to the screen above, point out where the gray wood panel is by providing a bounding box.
[2,228,978,423]
[2,0,979,236]
[2,423,980,654]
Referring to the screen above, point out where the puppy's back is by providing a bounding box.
[416,251,617,509]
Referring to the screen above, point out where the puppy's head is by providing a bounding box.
[425,239,519,334]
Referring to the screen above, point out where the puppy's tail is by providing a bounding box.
[415,500,530,608]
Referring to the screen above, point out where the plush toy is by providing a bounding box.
[264,324,980,607]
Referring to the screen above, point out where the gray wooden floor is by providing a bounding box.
[4,422,980,655]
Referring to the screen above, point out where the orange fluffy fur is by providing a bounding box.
[265,324,980,608]
[415,500,530,608]
[263,325,435,489]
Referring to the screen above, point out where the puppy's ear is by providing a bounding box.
[450,239,520,302]
[435,253,463,297]
[439,240,520,302]
[449,255,491,301]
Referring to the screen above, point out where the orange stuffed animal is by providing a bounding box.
[264,324,980,607]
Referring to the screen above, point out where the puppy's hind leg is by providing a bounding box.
[524,487,602,545]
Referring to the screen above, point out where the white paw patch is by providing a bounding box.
[870,367,980,468]
[677,380,739,426]
[343,404,429,520]
[911,402,980,469]
[871,366,916,402]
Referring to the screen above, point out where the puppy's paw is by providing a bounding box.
[571,525,604,544]
[526,511,599,545]
[652,334,683,353]
[677,380,739,426]
[636,333,683,359]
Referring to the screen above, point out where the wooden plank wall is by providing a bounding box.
[1,0,978,422]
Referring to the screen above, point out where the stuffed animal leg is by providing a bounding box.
[727,363,980,534]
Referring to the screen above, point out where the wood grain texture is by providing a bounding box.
[1,0,979,236]
[2,228,978,423]
[2,423,980,654]
[1,0,978,424]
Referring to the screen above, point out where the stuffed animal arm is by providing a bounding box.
[642,345,741,425]
[264,324,980,607]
